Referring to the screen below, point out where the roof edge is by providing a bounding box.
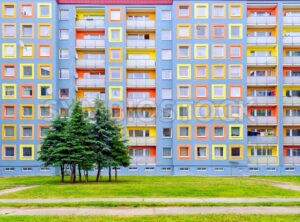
[57,0,173,5]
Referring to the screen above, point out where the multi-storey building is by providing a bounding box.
[1,0,300,176]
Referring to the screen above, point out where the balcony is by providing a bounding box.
[127,98,156,107]
[283,77,300,85]
[127,117,156,126]
[127,59,156,69]
[130,156,156,165]
[247,36,276,45]
[248,136,278,144]
[247,16,277,27]
[127,20,155,30]
[76,78,105,88]
[127,79,156,88]
[247,96,277,105]
[248,156,278,165]
[283,117,300,125]
[76,40,105,49]
[248,116,278,125]
[283,57,300,66]
[283,16,300,26]
[80,95,105,107]
[247,57,277,66]
[76,59,105,69]
[283,37,300,46]
[76,19,105,30]
[284,156,300,165]
[247,76,277,86]
[127,40,155,49]
[127,137,156,146]
[284,136,300,145]
[283,97,300,106]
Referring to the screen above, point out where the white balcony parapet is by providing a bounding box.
[284,136,300,145]
[247,96,277,105]
[127,59,156,69]
[127,79,156,88]
[127,40,155,49]
[126,98,156,107]
[127,137,156,146]
[283,16,300,26]
[80,95,105,107]
[76,19,105,29]
[248,156,278,165]
[76,59,105,69]
[283,77,300,85]
[130,156,156,165]
[283,36,300,46]
[247,56,277,66]
[247,36,276,45]
[247,136,278,144]
[76,78,105,88]
[283,117,300,125]
[76,40,105,49]
[283,97,300,105]
[283,57,300,66]
[284,156,300,165]
[247,16,277,26]
[127,20,155,29]
[248,117,278,125]
[247,76,277,85]
[127,117,156,126]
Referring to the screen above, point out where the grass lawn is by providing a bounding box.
[253,176,300,185]
[0,176,300,198]
[0,215,300,222]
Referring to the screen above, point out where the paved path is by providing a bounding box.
[1,197,300,203]
[1,206,300,215]
[0,186,36,196]
[249,178,300,192]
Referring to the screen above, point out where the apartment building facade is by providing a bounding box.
[1,0,300,176]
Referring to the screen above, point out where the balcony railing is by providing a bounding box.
[283,77,300,85]
[127,59,156,69]
[76,40,105,49]
[76,78,105,88]
[127,137,156,146]
[127,117,156,126]
[283,117,300,125]
[127,98,156,107]
[127,79,156,88]
[283,57,300,66]
[247,96,277,105]
[283,97,300,106]
[247,36,276,45]
[248,116,278,125]
[127,40,155,49]
[130,156,156,165]
[247,16,277,26]
[283,37,300,46]
[76,19,105,29]
[80,95,105,107]
[247,56,277,66]
[284,156,300,165]
[284,136,300,145]
[248,136,278,144]
[283,16,300,26]
[247,76,277,85]
[76,59,105,69]
[248,156,278,165]
[127,20,155,29]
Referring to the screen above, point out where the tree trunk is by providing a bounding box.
[60,165,65,183]
[108,166,112,182]
[96,166,101,182]
[78,165,82,182]
[70,164,74,182]
[114,167,117,182]
[85,171,88,183]
[72,164,76,183]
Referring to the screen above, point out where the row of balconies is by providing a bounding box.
[76,40,155,50]
[76,78,156,88]
[248,136,300,145]
[247,16,300,26]
[248,116,300,126]
[247,56,300,66]
[247,96,300,105]
[247,36,300,46]
[76,59,156,69]
[247,76,300,86]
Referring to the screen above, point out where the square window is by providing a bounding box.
[178,65,191,79]
[195,105,208,119]
[195,85,208,99]
[178,145,191,159]
[196,146,208,159]
[20,145,34,160]
[110,67,122,80]
[59,49,69,59]
[230,25,242,39]
[177,105,191,120]
[163,128,172,138]
[38,65,51,78]
[60,88,69,99]
[3,125,16,139]
[163,107,172,118]
[39,126,49,138]
[21,85,33,98]
[212,45,226,59]
[21,105,34,119]
[195,65,208,79]
[194,4,208,18]
[2,64,16,78]
[195,125,207,138]
[179,126,190,137]
[21,125,33,138]
[162,49,172,60]
[38,4,51,18]
[229,65,242,79]
[229,45,242,58]
[3,105,15,119]
[2,44,16,58]
[229,5,242,18]
[59,9,69,20]
[59,29,69,40]
[230,145,243,160]
[38,85,52,99]
[163,147,172,158]
[178,5,190,18]
[213,105,225,118]
[21,4,33,17]
[3,145,15,159]
[2,84,16,99]
[110,87,122,100]
[213,125,225,139]
[39,106,51,118]
[21,45,33,58]
[229,85,242,99]
[178,85,190,98]
[162,10,172,20]
[162,88,172,99]
[178,45,190,58]
[178,25,191,38]
[213,4,225,18]
[110,9,121,21]
[109,28,122,42]
[162,69,172,79]
[39,45,51,58]
[212,65,225,79]
[213,145,226,160]
[60,108,69,117]
[39,24,51,38]
[20,64,34,79]
[162,30,172,40]
[3,4,16,17]
[230,105,242,118]
[111,107,121,118]
[213,25,225,38]
[3,24,16,38]
[229,125,243,140]
[59,69,69,79]
[195,44,208,59]
[195,25,207,38]
[212,85,226,99]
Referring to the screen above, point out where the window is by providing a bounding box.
[20,44,33,58]
[229,105,242,119]
[177,25,191,39]
[212,84,226,99]
[229,24,242,39]
[229,4,242,18]
[230,145,243,160]
[162,49,172,60]
[162,88,172,99]
[3,3,16,18]
[2,125,16,139]
[195,65,208,79]
[60,88,69,99]
[38,84,52,99]
[38,3,51,18]
[229,85,242,99]
[194,44,208,59]
[195,25,207,38]
[59,49,69,59]
[39,125,49,138]
[109,86,123,100]
[20,145,34,160]
[162,70,172,79]
[212,45,226,59]
[20,64,34,79]
[20,125,33,139]
[163,108,172,118]
[39,106,51,118]
[212,145,226,160]
[59,29,69,40]
[177,64,191,79]
[229,125,243,140]
[163,128,172,138]
[213,125,226,139]
[110,67,122,81]
[2,84,16,99]
[195,125,208,139]
[3,24,16,38]
[59,9,69,20]
[109,28,122,42]
[229,45,242,58]
[213,4,225,18]
[195,85,208,99]
[178,45,190,59]
[213,105,226,119]
[229,65,242,79]
[59,69,69,79]
[195,105,208,119]
[162,10,171,20]
[2,105,16,119]
[2,64,16,78]
[162,30,172,40]
[2,145,16,160]
[178,145,191,159]
[194,4,208,18]
[195,145,208,159]
[111,107,121,118]
[178,5,190,18]
[212,25,225,38]
[178,125,191,139]
[20,85,33,98]
[2,44,16,58]
[163,147,172,158]
[212,65,225,79]
[38,24,51,38]
[39,45,51,58]
[21,4,33,17]
[20,105,34,119]
[177,105,191,120]
[109,9,121,21]
[178,85,191,99]
[109,48,122,61]
[38,64,51,79]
